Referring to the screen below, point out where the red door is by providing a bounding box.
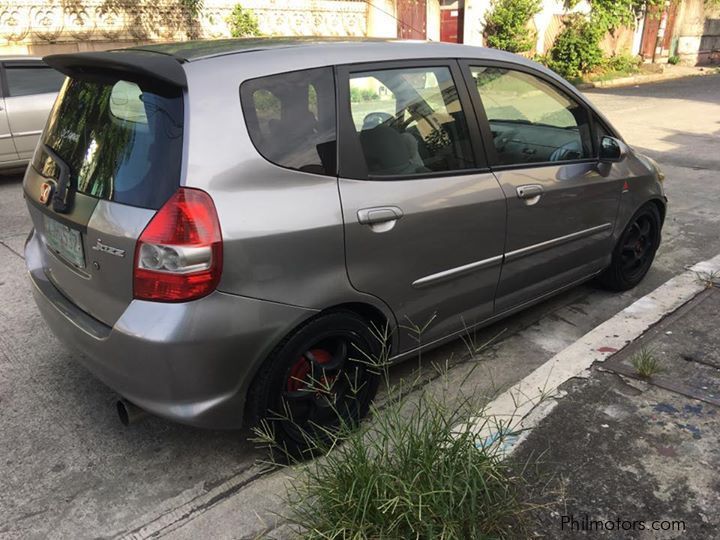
[440,7,464,43]
[397,0,427,40]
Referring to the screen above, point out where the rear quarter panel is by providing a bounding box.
[181,55,395,329]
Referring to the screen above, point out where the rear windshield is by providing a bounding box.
[35,77,183,209]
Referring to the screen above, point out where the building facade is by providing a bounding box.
[1,0,717,64]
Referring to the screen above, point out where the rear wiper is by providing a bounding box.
[43,145,73,214]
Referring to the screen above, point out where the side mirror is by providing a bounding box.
[599,136,626,163]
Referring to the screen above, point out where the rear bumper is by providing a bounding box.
[26,230,316,429]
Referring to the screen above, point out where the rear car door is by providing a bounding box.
[336,60,506,352]
[0,67,19,163]
[23,57,185,327]
[2,60,65,160]
[461,62,622,313]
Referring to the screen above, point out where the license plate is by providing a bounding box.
[44,215,85,269]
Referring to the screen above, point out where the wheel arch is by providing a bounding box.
[648,196,667,225]
[240,299,397,417]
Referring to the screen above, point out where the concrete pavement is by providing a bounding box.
[515,284,720,538]
[1,74,719,539]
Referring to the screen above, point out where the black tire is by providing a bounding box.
[599,203,661,291]
[246,311,381,458]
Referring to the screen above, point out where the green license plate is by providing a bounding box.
[44,215,85,269]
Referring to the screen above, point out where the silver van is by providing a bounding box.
[24,39,665,451]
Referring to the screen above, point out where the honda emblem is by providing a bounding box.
[39,182,53,205]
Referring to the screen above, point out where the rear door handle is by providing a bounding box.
[357,206,404,225]
[516,184,543,205]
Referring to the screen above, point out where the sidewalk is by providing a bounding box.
[577,64,718,90]
[513,284,720,538]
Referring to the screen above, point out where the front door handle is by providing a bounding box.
[516,184,543,205]
[357,206,404,225]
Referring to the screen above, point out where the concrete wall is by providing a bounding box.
[675,0,720,65]
[367,0,397,38]
[427,0,440,41]
[0,0,369,55]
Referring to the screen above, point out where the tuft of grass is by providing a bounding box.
[631,347,663,379]
[282,394,525,539]
[252,321,533,539]
[694,269,720,289]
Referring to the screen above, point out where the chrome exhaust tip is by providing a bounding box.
[116,399,148,426]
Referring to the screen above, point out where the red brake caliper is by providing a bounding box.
[287,349,333,392]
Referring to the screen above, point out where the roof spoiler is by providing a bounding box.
[43,51,187,88]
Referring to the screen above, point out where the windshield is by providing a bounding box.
[36,77,184,209]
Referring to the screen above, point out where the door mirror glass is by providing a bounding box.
[599,136,625,162]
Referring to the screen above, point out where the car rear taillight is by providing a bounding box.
[133,188,222,302]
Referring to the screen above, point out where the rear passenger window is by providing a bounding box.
[240,68,336,176]
[5,65,65,97]
[347,66,474,177]
[470,67,592,166]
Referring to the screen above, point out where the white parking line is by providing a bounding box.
[468,253,720,453]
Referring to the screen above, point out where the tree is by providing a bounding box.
[484,0,542,53]
[227,4,262,37]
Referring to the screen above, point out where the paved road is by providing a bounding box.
[1,74,719,539]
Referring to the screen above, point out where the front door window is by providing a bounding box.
[470,67,592,165]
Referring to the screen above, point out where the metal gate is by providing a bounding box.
[397,0,427,40]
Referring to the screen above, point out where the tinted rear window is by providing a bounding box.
[240,67,336,176]
[36,77,183,209]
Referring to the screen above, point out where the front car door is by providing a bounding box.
[461,62,623,313]
[2,60,65,160]
[336,60,507,352]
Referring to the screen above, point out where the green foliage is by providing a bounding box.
[549,0,666,77]
[176,0,204,39]
[279,393,524,539]
[350,87,379,103]
[227,4,261,37]
[250,323,528,539]
[565,0,664,33]
[631,347,663,378]
[484,0,542,53]
[604,53,641,72]
[548,15,604,79]
[179,0,203,17]
[668,54,681,65]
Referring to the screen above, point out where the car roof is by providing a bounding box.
[125,37,517,64]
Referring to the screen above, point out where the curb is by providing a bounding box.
[576,68,718,90]
[470,253,720,453]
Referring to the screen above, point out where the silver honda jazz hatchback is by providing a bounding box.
[24,39,666,451]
